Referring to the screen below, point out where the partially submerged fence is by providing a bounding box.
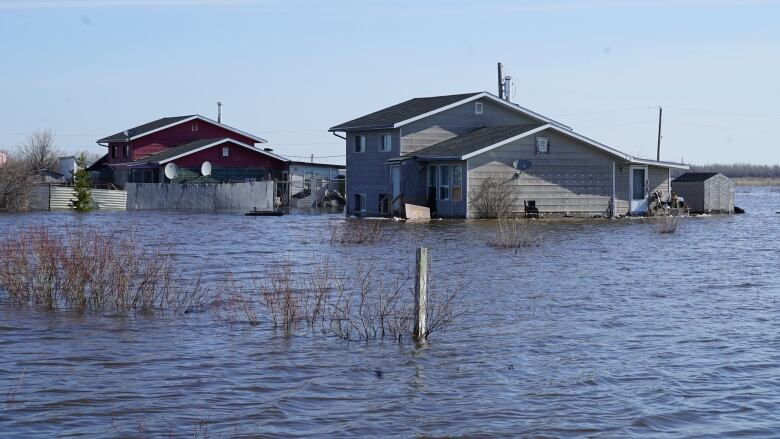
[125,181,274,211]
[32,185,127,210]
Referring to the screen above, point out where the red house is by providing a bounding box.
[93,115,290,186]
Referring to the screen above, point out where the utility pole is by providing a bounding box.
[656,106,663,161]
[497,62,504,99]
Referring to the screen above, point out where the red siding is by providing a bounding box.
[104,118,260,164]
[170,141,286,169]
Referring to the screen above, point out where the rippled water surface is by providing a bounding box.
[2,187,780,438]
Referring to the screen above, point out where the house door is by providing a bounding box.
[390,165,401,211]
[629,165,649,214]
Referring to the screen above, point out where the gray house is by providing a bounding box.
[329,91,689,218]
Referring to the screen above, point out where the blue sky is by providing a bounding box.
[0,0,778,165]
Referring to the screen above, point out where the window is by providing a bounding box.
[111,146,117,159]
[379,133,392,152]
[123,144,130,158]
[304,171,313,181]
[452,165,463,201]
[192,121,199,132]
[427,165,437,201]
[222,146,230,157]
[535,136,549,154]
[354,193,366,213]
[439,166,450,200]
[475,102,484,115]
[355,135,366,153]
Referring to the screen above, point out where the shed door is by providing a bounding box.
[629,166,648,214]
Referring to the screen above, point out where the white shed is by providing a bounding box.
[671,172,734,214]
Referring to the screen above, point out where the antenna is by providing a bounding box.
[201,161,212,177]
[217,101,222,123]
[164,162,179,180]
[497,62,504,99]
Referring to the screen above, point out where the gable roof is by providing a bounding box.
[329,91,571,132]
[97,115,267,144]
[126,138,289,166]
[401,123,689,169]
[408,124,544,159]
[673,172,720,182]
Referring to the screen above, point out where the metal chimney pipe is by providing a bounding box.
[497,63,504,99]
[503,76,512,102]
[217,101,222,123]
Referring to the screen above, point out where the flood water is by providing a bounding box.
[2,187,780,438]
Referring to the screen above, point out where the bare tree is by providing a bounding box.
[0,155,34,211]
[19,129,58,172]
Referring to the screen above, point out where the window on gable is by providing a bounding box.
[192,121,199,132]
[379,133,392,152]
[222,146,230,157]
[355,135,366,153]
[475,102,484,115]
[535,136,550,154]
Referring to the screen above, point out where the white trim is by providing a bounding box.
[629,165,649,214]
[461,125,551,160]
[630,157,690,170]
[391,92,572,131]
[124,115,267,144]
[156,138,286,164]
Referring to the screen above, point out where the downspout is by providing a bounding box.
[331,131,346,140]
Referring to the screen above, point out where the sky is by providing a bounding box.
[0,0,779,165]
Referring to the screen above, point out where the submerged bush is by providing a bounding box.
[217,256,465,342]
[487,217,542,251]
[654,212,683,234]
[0,226,206,313]
[329,219,383,245]
[469,177,516,219]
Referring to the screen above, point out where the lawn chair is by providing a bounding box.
[524,200,539,219]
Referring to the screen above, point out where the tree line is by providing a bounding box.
[683,163,780,179]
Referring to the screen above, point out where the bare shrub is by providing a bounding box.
[487,217,542,251]
[0,157,34,211]
[329,219,383,245]
[222,255,465,343]
[0,226,207,314]
[654,211,683,234]
[18,129,58,172]
[469,176,515,219]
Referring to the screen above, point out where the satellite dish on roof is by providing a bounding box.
[201,161,212,177]
[164,162,179,180]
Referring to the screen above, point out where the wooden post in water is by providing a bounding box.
[414,247,428,342]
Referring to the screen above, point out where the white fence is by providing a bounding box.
[125,182,274,211]
[35,186,128,210]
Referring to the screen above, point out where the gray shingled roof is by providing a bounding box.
[329,92,481,131]
[405,124,543,159]
[98,115,195,143]
[673,172,720,182]
[130,138,290,165]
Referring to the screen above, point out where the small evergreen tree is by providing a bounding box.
[71,153,92,212]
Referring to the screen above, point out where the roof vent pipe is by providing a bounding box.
[497,62,504,99]
[503,76,512,102]
[217,101,222,123]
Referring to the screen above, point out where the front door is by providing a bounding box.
[629,166,648,214]
[390,165,401,211]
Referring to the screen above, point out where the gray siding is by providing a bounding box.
[345,129,400,215]
[614,164,670,215]
[466,129,615,217]
[400,99,538,155]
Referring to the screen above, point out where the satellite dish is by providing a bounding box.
[201,161,212,177]
[164,162,179,180]
[513,159,532,171]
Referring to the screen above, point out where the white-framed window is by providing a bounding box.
[355,135,366,153]
[475,101,484,115]
[379,133,392,152]
[427,165,437,201]
[439,165,450,200]
[222,146,230,157]
[192,121,199,132]
[354,193,366,213]
[452,165,463,201]
[535,136,549,154]
[123,144,130,158]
